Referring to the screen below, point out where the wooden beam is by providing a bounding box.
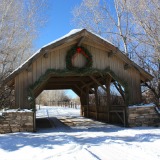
[89,76,106,92]
[124,63,131,70]
[74,85,86,95]
[45,85,73,90]
[81,77,103,89]
[71,88,81,97]
[7,79,15,87]
[43,51,49,58]
[81,81,94,89]
[108,50,116,57]
[108,47,118,57]
[109,109,126,127]
[86,87,89,117]
[105,75,112,122]
[34,81,48,98]
[47,81,81,85]
[81,81,95,94]
[48,77,90,82]
[26,64,32,72]
[77,36,85,46]
[94,86,98,120]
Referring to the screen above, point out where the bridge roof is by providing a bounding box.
[4,29,153,86]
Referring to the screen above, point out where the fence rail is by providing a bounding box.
[47,101,79,109]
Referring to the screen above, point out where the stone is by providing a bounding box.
[129,114,139,118]
[136,110,145,114]
[25,123,33,126]
[22,118,27,121]
[3,129,11,133]
[128,105,160,127]
[27,116,33,121]
[128,119,135,123]
[27,112,34,116]
[3,124,9,127]
[11,128,20,132]
[20,128,27,132]
[6,113,13,117]
[16,116,21,120]
[135,118,144,123]
[142,124,148,127]
[10,124,20,127]
[138,115,144,118]
[26,127,33,132]
[135,123,142,127]
[0,111,34,134]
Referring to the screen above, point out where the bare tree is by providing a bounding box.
[73,0,135,101]
[0,0,48,109]
[72,0,160,105]
[73,0,136,58]
[36,90,71,106]
[123,0,160,105]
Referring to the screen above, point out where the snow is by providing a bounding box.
[128,103,155,108]
[8,48,41,76]
[0,109,32,113]
[42,29,83,48]
[0,106,160,160]
[89,30,114,45]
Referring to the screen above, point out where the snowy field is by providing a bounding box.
[0,106,160,160]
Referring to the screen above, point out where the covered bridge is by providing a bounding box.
[4,29,153,126]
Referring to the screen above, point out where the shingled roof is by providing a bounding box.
[4,29,153,86]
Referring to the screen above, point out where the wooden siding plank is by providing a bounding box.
[18,73,23,108]
[15,76,19,108]
[59,47,67,69]
[51,51,56,69]
[32,61,37,83]
[36,57,42,81]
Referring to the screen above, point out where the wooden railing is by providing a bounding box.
[81,104,127,127]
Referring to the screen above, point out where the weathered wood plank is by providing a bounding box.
[90,76,106,92]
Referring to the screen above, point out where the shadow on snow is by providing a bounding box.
[0,126,160,152]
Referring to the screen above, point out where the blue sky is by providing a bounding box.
[35,0,82,98]
[35,0,82,49]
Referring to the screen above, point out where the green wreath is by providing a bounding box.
[66,46,92,70]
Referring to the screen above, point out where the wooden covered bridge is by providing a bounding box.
[4,29,153,126]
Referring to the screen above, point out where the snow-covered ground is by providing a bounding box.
[0,106,160,160]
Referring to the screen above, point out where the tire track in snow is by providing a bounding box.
[84,148,101,160]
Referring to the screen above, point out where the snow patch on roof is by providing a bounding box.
[7,29,84,77]
[89,30,114,46]
[41,29,84,48]
[7,28,114,78]
[128,103,155,108]
[8,49,41,77]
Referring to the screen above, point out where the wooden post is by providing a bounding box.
[94,86,99,120]
[75,103,77,109]
[86,87,89,118]
[33,111,36,132]
[106,75,112,123]
[80,91,86,116]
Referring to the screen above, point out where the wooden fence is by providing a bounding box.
[48,101,79,108]
[82,105,126,126]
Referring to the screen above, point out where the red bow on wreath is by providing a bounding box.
[72,47,90,64]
